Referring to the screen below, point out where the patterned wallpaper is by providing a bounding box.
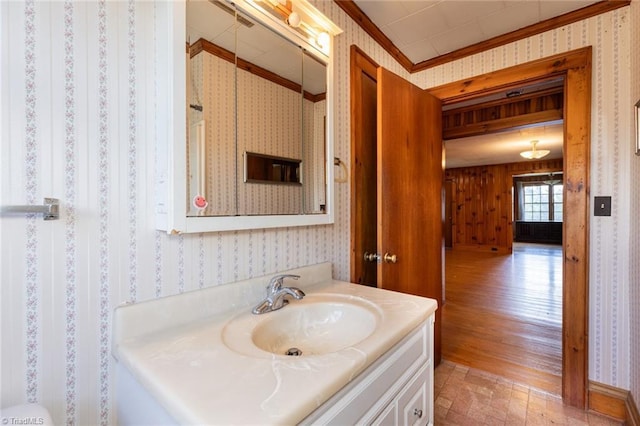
[0,1,637,425]
[629,0,640,406]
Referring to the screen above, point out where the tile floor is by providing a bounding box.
[434,361,622,425]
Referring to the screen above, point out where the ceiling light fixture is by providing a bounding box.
[543,173,562,185]
[520,140,550,160]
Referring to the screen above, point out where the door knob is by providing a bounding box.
[383,253,397,263]
[363,252,380,262]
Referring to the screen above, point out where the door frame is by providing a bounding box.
[428,47,591,408]
[349,45,380,285]
[350,45,591,408]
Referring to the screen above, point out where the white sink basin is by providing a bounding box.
[222,294,382,357]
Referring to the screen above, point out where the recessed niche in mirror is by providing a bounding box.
[185,0,328,217]
[244,152,301,185]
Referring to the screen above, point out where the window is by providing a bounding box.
[522,183,563,222]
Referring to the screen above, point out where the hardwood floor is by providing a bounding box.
[442,243,562,395]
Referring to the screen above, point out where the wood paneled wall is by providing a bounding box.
[445,159,563,252]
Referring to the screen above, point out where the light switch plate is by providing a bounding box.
[594,196,612,216]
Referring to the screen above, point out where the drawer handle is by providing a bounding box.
[413,408,423,418]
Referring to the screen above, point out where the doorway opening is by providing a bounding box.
[350,45,591,407]
[441,83,566,395]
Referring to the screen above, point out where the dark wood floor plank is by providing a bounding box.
[442,243,562,395]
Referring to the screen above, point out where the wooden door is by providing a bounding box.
[377,67,443,365]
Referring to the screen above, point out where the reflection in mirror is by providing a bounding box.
[302,52,327,214]
[186,0,237,216]
[235,8,304,215]
[185,0,328,217]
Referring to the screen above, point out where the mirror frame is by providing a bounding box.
[156,0,340,233]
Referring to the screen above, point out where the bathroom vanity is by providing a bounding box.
[113,263,437,425]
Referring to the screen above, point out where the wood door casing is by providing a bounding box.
[350,46,379,286]
[377,67,443,365]
[429,47,591,408]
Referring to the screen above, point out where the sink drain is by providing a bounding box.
[285,347,302,356]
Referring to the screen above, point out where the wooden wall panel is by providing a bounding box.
[445,159,563,252]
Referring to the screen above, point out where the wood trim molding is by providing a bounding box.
[334,0,629,73]
[588,381,640,425]
[191,38,325,103]
[349,45,379,284]
[428,46,591,409]
[336,3,412,72]
[589,381,627,420]
[443,109,563,140]
[412,0,629,71]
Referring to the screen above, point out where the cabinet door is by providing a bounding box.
[398,364,431,426]
[371,401,397,426]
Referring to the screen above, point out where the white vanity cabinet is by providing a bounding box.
[301,314,435,426]
[113,263,438,425]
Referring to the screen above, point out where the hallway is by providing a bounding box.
[442,243,563,395]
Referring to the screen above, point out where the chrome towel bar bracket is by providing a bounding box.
[1,198,59,220]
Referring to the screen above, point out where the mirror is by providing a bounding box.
[155,0,340,233]
[185,0,328,218]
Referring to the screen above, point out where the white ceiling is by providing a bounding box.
[444,122,564,169]
[352,0,600,64]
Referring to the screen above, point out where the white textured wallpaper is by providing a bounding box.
[0,1,638,425]
[629,0,640,406]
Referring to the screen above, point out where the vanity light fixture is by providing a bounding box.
[316,31,330,50]
[520,140,550,160]
[249,0,337,55]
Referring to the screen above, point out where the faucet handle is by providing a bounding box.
[267,274,300,291]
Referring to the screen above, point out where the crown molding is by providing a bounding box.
[334,0,630,73]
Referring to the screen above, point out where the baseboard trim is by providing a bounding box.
[451,244,511,254]
[588,381,640,424]
[627,392,640,426]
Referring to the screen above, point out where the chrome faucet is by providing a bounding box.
[252,274,305,315]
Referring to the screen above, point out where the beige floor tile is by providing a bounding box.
[434,361,623,426]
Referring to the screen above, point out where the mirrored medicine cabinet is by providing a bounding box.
[155,0,341,233]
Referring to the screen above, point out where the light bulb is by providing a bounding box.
[316,31,330,50]
[287,12,301,28]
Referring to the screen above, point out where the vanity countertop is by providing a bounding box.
[113,264,437,425]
